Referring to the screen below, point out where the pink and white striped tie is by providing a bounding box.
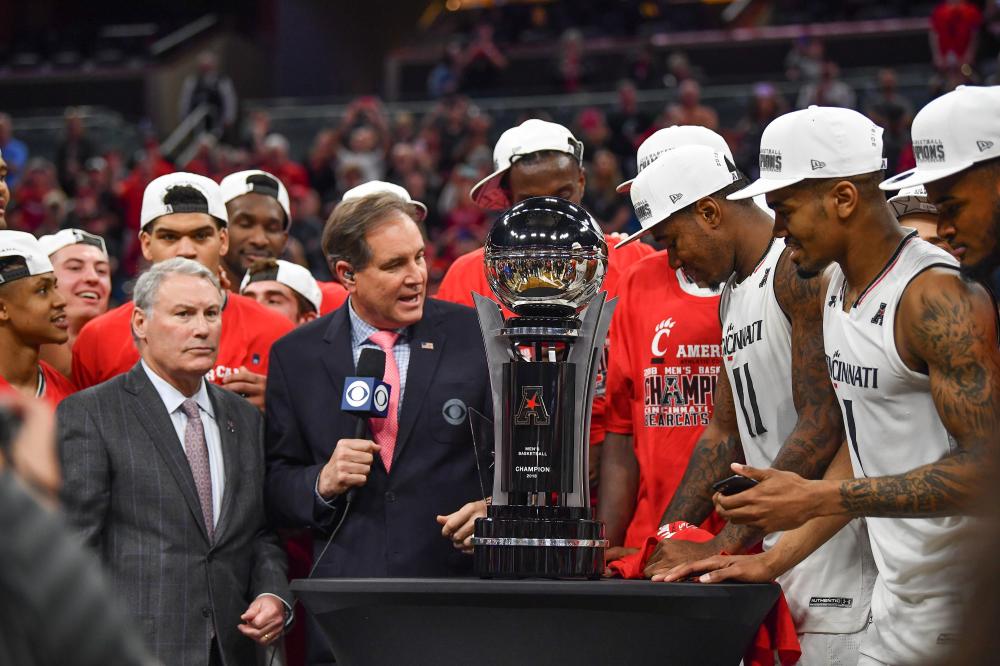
[368,331,400,472]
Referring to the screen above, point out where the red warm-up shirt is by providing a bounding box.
[434,236,656,445]
[72,293,294,389]
[317,280,349,315]
[0,361,77,408]
[605,251,723,548]
[931,1,982,60]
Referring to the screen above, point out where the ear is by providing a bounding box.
[0,296,8,323]
[131,307,148,344]
[218,226,230,257]
[831,180,860,220]
[299,310,319,325]
[139,230,154,262]
[695,197,723,230]
[576,165,587,200]
[335,260,357,293]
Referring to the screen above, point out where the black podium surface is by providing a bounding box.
[292,578,780,665]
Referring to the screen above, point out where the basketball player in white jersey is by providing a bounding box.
[624,138,874,662]
[690,105,1000,665]
[881,85,1000,285]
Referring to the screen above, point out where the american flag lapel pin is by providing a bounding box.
[421,342,434,350]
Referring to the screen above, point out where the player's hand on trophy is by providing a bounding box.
[436,499,488,554]
[317,439,380,499]
[653,552,779,584]
[642,538,720,579]
[713,463,822,534]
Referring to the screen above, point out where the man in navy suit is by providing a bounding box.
[264,190,490,664]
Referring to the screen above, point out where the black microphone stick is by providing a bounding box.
[345,347,386,504]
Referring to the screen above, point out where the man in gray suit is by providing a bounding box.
[58,257,291,666]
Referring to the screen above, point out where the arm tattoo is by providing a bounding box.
[772,251,844,479]
[837,274,1000,518]
[661,369,743,525]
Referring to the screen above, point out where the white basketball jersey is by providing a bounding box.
[823,232,974,662]
[722,237,874,634]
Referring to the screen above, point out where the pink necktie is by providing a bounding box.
[368,331,400,472]
[180,399,214,539]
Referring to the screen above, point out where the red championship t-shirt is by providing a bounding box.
[605,251,723,548]
[0,361,77,408]
[435,236,656,445]
[318,280,349,315]
[72,293,295,389]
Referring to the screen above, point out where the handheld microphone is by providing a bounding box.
[340,347,390,504]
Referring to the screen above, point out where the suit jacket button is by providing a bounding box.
[385,491,396,503]
[202,607,211,618]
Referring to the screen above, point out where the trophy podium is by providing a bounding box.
[470,196,615,579]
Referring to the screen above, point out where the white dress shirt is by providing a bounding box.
[141,360,225,527]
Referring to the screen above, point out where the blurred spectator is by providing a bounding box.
[665,80,719,130]
[305,129,339,203]
[865,68,914,129]
[0,114,28,191]
[576,108,614,156]
[178,51,238,141]
[626,43,663,89]
[335,97,391,181]
[0,152,8,230]
[608,79,653,163]
[39,190,68,237]
[12,160,60,233]
[428,96,472,175]
[243,110,272,159]
[435,163,487,272]
[581,149,632,233]
[554,29,591,93]
[735,82,788,179]
[428,41,465,98]
[797,61,857,109]
[929,0,982,73]
[55,108,96,197]
[287,187,332,281]
[183,135,222,180]
[259,134,309,190]
[392,110,419,145]
[785,35,825,82]
[460,24,508,93]
[663,51,701,88]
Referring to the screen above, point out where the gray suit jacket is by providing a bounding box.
[58,362,290,666]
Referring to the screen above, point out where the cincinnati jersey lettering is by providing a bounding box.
[826,350,879,389]
[722,319,764,356]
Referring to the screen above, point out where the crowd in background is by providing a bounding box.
[1,0,999,300]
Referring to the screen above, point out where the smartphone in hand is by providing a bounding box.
[712,474,759,496]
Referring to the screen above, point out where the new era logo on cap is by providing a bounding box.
[669,193,683,204]
[730,106,885,201]
[978,140,995,152]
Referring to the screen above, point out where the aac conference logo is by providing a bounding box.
[345,380,372,408]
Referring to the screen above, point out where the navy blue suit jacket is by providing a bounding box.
[264,298,491,578]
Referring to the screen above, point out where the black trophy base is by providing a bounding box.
[472,504,605,579]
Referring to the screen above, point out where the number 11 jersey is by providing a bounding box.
[720,236,874,635]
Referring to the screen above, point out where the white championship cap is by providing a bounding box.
[880,85,1000,191]
[240,259,323,314]
[470,119,584,210]
[38,228,108,258]
[220,169,292,226]
[341,180,428,221]
[728,106,885,201]
[0,230,54,282]
[140,172,228,233]
[617,145,741,248]
[887,185,937,220]
[616,125,733,193]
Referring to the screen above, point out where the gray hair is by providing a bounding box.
[132,258,221,343]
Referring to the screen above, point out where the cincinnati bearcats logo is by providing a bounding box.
[650,318,676,356]
[871,302,887,326]
[514,386,550,426]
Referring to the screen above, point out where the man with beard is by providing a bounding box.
[669,105,1000,665]
[881,85,1000,291]
[621,135,874,662]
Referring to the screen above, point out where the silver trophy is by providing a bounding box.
[470,196,615,578]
